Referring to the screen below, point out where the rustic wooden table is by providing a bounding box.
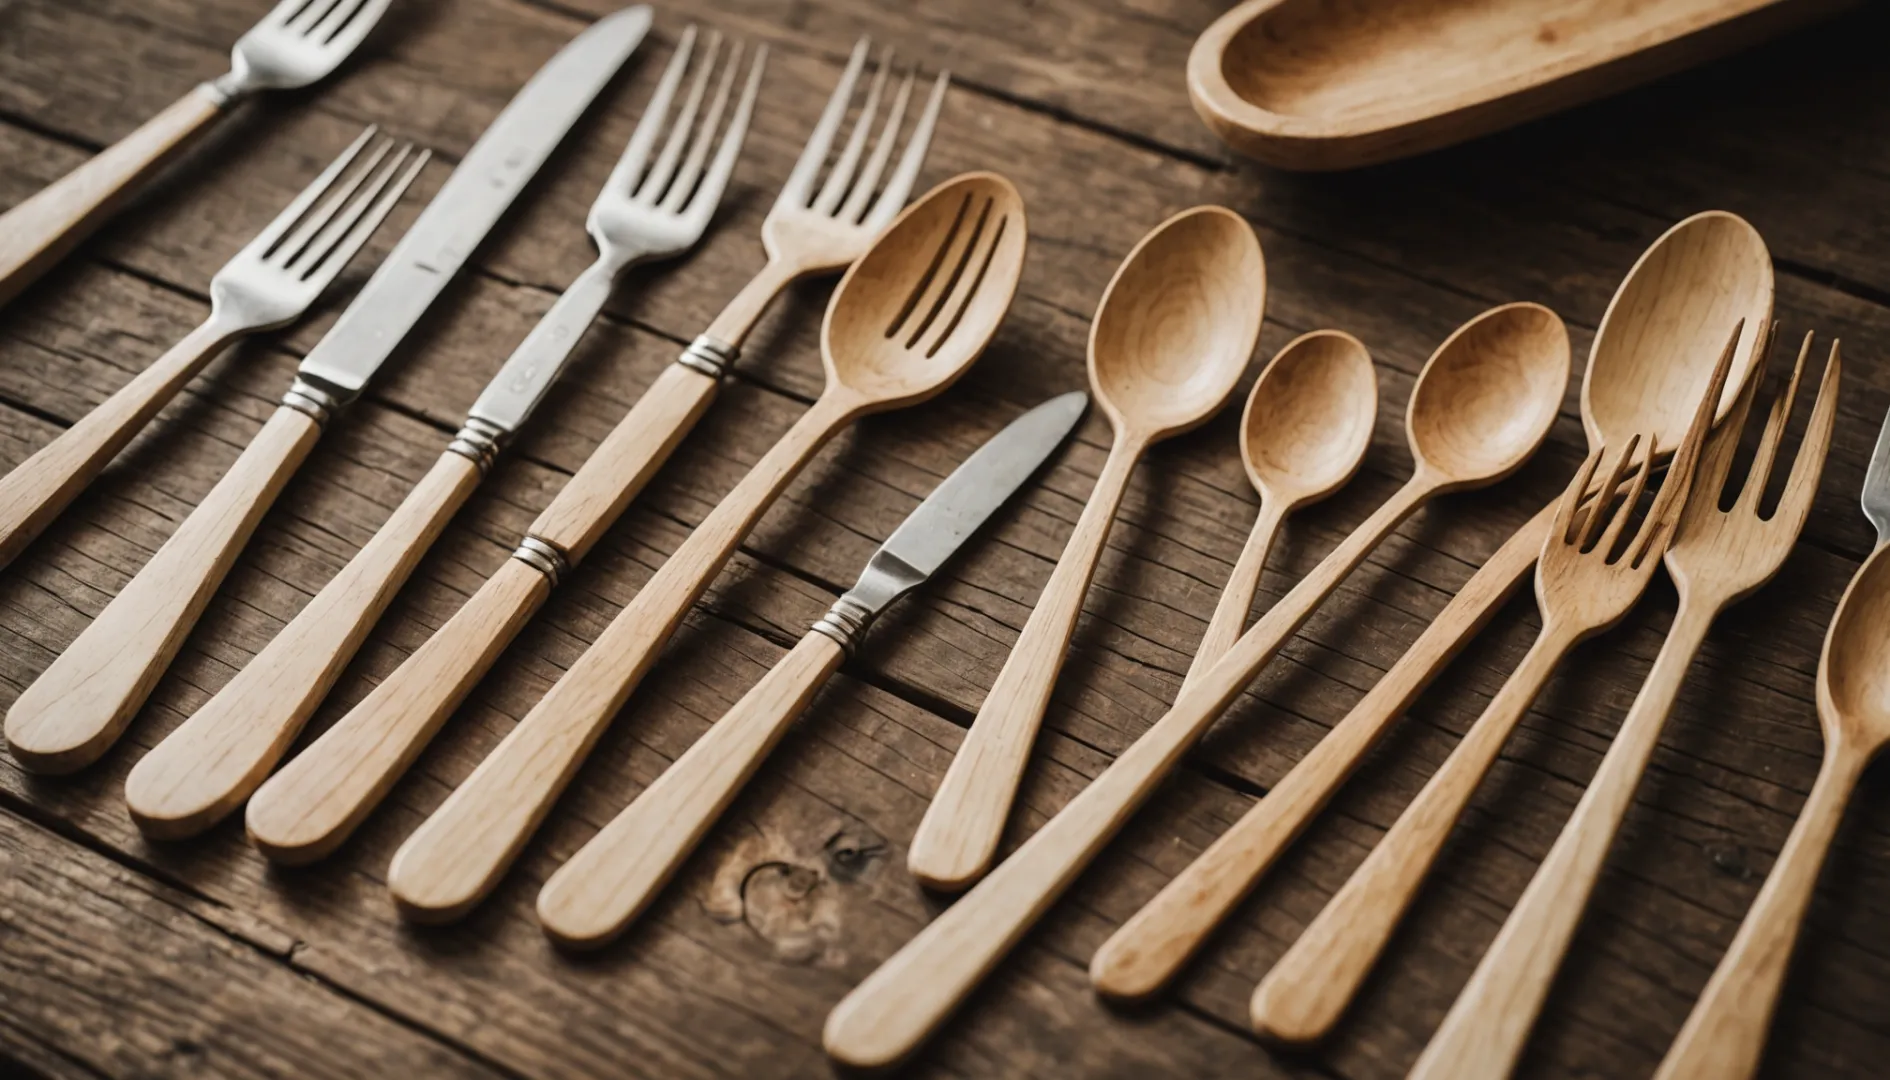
[4,2,1889,1077]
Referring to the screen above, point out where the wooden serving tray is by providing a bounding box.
[1188,0,1852,170]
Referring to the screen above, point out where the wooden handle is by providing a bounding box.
[386,393,854,922]
[0,318,238,569]
[537,630,844,948]
[0,87,224,307]
[1654,742,1865,1080]
[125,449,483,840]
[823,474,1438,1069]
[1411,600,1714,1079]
[702,257,805,349]
[1180,497,1286,693]
[907,436,1142,890]
[244,556,551,865]
[5,405,320,774]
[1250,620,1577,1045]
[1090,497,1551,1000]
[527,360,720,564]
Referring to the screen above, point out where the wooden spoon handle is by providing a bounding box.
[1181,497,1287,693]
[386,393,852,922]
[0,87,224,307]
[1250,621,1575,1045]
[907,436,1142,890]
[5,404,319,774]
[537,630,845,948]
[1654,744,1865,1080]
[0,317,239,569]
[244,556,550,865]
[1090,497,1552,1001]
[125,449,483,840]
[1411,600,1714,1079]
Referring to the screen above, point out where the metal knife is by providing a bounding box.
[5,7,655,776]
[533,389,1091,949]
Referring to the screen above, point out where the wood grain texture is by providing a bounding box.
[124,448,483,840]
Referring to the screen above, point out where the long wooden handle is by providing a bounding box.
[0,317,239,569]
[0,87,224,307]
[1089,497,1552,1001]
[823,474,1437,1069]
[1250,621,1577,1045]
[907,436,1142,890]
[125,449,483,840]
[537,630,845,948]
[1411,599,1714,1079]
[5,404,320,774]
[386,392,855,922]
[244,556,551,865]
[1654,741,1865,1080]
[1181,497,1286,693]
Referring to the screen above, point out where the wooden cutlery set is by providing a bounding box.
[0,3,1874,1079]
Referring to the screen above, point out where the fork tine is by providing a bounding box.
[1702,321,1774,507]
[660,40,742,213]
[1554,445,1608,545]
[286,142,411,275]
[284,0,339,33]
[865,71,950,232]
[605,26,697,200]
[840,66,914,224]
[246,126,377,256]
[296,146,428,286]
[273,138,395,266]
[1598,433,1655,558]
[813,48,893,216]
[1738,330,1814,513]
[639,31,721,204]
[1631,319,1742,563]
[310,0,369,41]
[1580,434,1641,550]
[318,0,389,51]
[777,39,870,210]
[1773,339,1842,527]
[683,43,766,224]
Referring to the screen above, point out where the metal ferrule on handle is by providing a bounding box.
[811,549,927,656]
[511,535,570,586]
[279,376,345,428]
[676,334,739,380]
[447,416,506,475]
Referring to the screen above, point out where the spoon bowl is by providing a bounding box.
[824,172,1028,407]
[1407,301,1568,490]
[1242,329,1375,505]
[1821,546,1890,747]
[1584,210,1772,453]
[1089,206,1264,438]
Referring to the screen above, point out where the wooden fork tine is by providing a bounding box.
[1740,330,1814,511]
[1554,444,1607,545]
[1633,321,1742,563]
[813,48,893,215]
[1701,320,1774,505]
[1599,432,1656,558]
[840,66,914,224]
[1774,338,1843,524]
[1579,434,1640,550]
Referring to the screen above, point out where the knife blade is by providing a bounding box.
[812,390,1089,652]
[294,5,653,403]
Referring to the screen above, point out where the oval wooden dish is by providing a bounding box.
[1188,0,1852,170]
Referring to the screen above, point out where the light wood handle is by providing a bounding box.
[1090,497,1552,1000]
[537,630,844,948]
[1181,497,1286,693]
[125,449,483,840]
[386,393,854,922]
[1654,742,1864,1080]
[907,436,1142,890]
[823,474,1438,1069]
[1411,599,1714,1079]
[1250,620,1577,1045]
[5,404,320,774]
[244,556,551,865]
[0,318,239,569]
[527,360,720,564]
[0,87,224,307]
[703,256,807,349]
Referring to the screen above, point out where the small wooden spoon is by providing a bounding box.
[383,173,1027,923]
[822,301,1567,1071]
[1184,329,1376,690]
[906,206,1264,891]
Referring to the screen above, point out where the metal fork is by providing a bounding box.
[0,0,393,306]
[1249,326,1737,1047]
[241,39,952,867]
[1410,327,1841,1080]
[0,128,424,571]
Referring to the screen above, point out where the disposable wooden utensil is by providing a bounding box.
[1655,365,1880,1080]
[244,45,950,865]
[1088,209,1773,1003]
[906,206,1265,891]
[385,173,1027,922]
[1413,330,1839,1080]
[822,301,1569,1071]
[1248,327,1737,1047]
[1183,329,1375,690]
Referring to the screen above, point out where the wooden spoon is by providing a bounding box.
[384,172,1027,923]
[906,206,1263,891]
[1183,329,1375,690]
[822,301,1568,1071]
[1088,209,1772,1003]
